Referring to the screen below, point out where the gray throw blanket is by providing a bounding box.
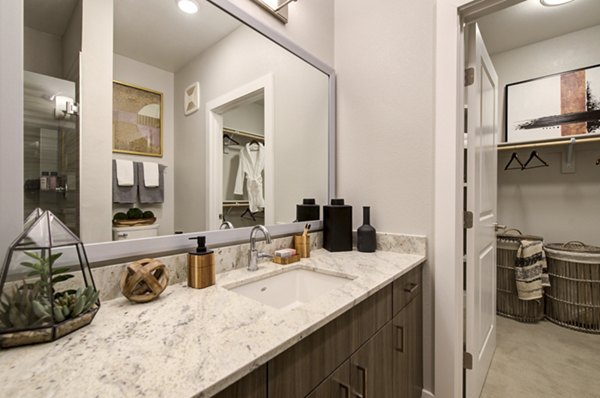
[515,240,550,300]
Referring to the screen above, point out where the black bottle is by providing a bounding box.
[296,198,320,222]
[323,199,352,252]
[357,206,376,253]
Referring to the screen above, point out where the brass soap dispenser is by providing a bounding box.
[188,236,215,289]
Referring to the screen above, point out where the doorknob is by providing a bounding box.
[493,223,506,231]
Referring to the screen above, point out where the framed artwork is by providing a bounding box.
[505,64,600,144]
[113,81,163,157]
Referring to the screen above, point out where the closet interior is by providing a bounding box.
[466,1,600,397]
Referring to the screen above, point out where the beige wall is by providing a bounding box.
[113,54,175,237]
[493,24,600,246]
[334,0,436,393]
[225,0,334,66]
[79,0,113,243]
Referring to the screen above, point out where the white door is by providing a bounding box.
[465,23,498,398]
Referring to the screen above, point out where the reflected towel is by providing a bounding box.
[115,159,134,186]
[143,161,159,187]
[113,160,137,203]
[515,240,549,300]
[137,162,165,203]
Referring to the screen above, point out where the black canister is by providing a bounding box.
[296,198,320,222]
[323,199,352,252]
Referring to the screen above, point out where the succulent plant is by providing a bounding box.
[127,208,144,220]
[0,251,99,329]
[113,212,128,221]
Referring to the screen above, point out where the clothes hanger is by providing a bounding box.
[223,134,240,145]
[522,150,549,170]
[504,152,524,171]
[249,139,261,151]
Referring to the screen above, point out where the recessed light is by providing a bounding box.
[540,0,575,6]
[177,0,199,14]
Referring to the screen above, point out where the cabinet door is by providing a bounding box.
[307,360,351,398]
[213,365,266,398]
[268,310,353,398]
[350,323,394,398]
[392,296,423,398]
[351,284,392,351]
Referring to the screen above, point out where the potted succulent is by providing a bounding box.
[112,208,155,226]
[0,210,100,348]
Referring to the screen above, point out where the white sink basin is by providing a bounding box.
[225,267,355,310]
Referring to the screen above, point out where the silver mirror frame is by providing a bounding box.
[80,0,336,264]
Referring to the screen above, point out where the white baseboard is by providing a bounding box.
[422,388,435,398]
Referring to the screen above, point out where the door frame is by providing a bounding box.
[206,74,275,230]
[433,1,524,397]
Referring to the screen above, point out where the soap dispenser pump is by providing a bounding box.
[188,236,215,289]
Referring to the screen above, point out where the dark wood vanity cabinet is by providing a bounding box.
[213,365,267,398]
[214,265,422,398]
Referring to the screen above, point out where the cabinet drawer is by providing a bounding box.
[393,266,422,315]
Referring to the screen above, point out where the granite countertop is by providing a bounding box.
[0,248,425,398]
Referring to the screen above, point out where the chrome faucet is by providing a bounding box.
[220,221,234,230]
[248,225,272,271]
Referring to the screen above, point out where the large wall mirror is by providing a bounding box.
[20,0,334,263]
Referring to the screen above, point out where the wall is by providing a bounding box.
[492,25,600,245]
[0,1,24,265]
[174,25,328,232]
[113,54,175,237]
[23,27,63,78]
[225,0,334,66]
[492,24,600,138]
[79,0,113,243]
[493,24,600,246]
[334,0,436,393]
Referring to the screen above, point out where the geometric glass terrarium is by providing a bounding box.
[0,209,100,348]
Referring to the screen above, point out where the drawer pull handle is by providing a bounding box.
[354,364,367,398]
[335,380,351,398]
[404,283,418,293]
[395,325,405,352]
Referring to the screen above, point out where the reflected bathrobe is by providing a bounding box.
[234,142,265,212]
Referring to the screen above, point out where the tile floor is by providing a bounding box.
[481,316,600,398]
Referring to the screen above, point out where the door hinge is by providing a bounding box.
[463,351,473,370]
[464,211,473,229]
[465,67,474,87]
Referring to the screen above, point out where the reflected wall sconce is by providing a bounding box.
[251,0,297,24]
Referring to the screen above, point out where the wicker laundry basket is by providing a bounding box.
[544,241,600,333]
[496,230,545,323]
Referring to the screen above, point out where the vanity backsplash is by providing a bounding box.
[57,231,424,302]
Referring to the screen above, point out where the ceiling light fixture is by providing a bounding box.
[177,0,199,14]
[540,0,575,6]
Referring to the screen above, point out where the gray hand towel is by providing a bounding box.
[137,162,166,204]
[113,159,138,203]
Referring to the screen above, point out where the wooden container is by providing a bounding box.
[113,217,156,227]
[294,235,310,258]
[272,254,301,265]
[544,241,600,333]
[188,253,215,289]
[496,230,545,323]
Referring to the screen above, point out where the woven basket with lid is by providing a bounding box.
[544,241,600,333]
[496,229,545,323]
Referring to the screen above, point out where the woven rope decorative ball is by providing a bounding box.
[119,258,169,303]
